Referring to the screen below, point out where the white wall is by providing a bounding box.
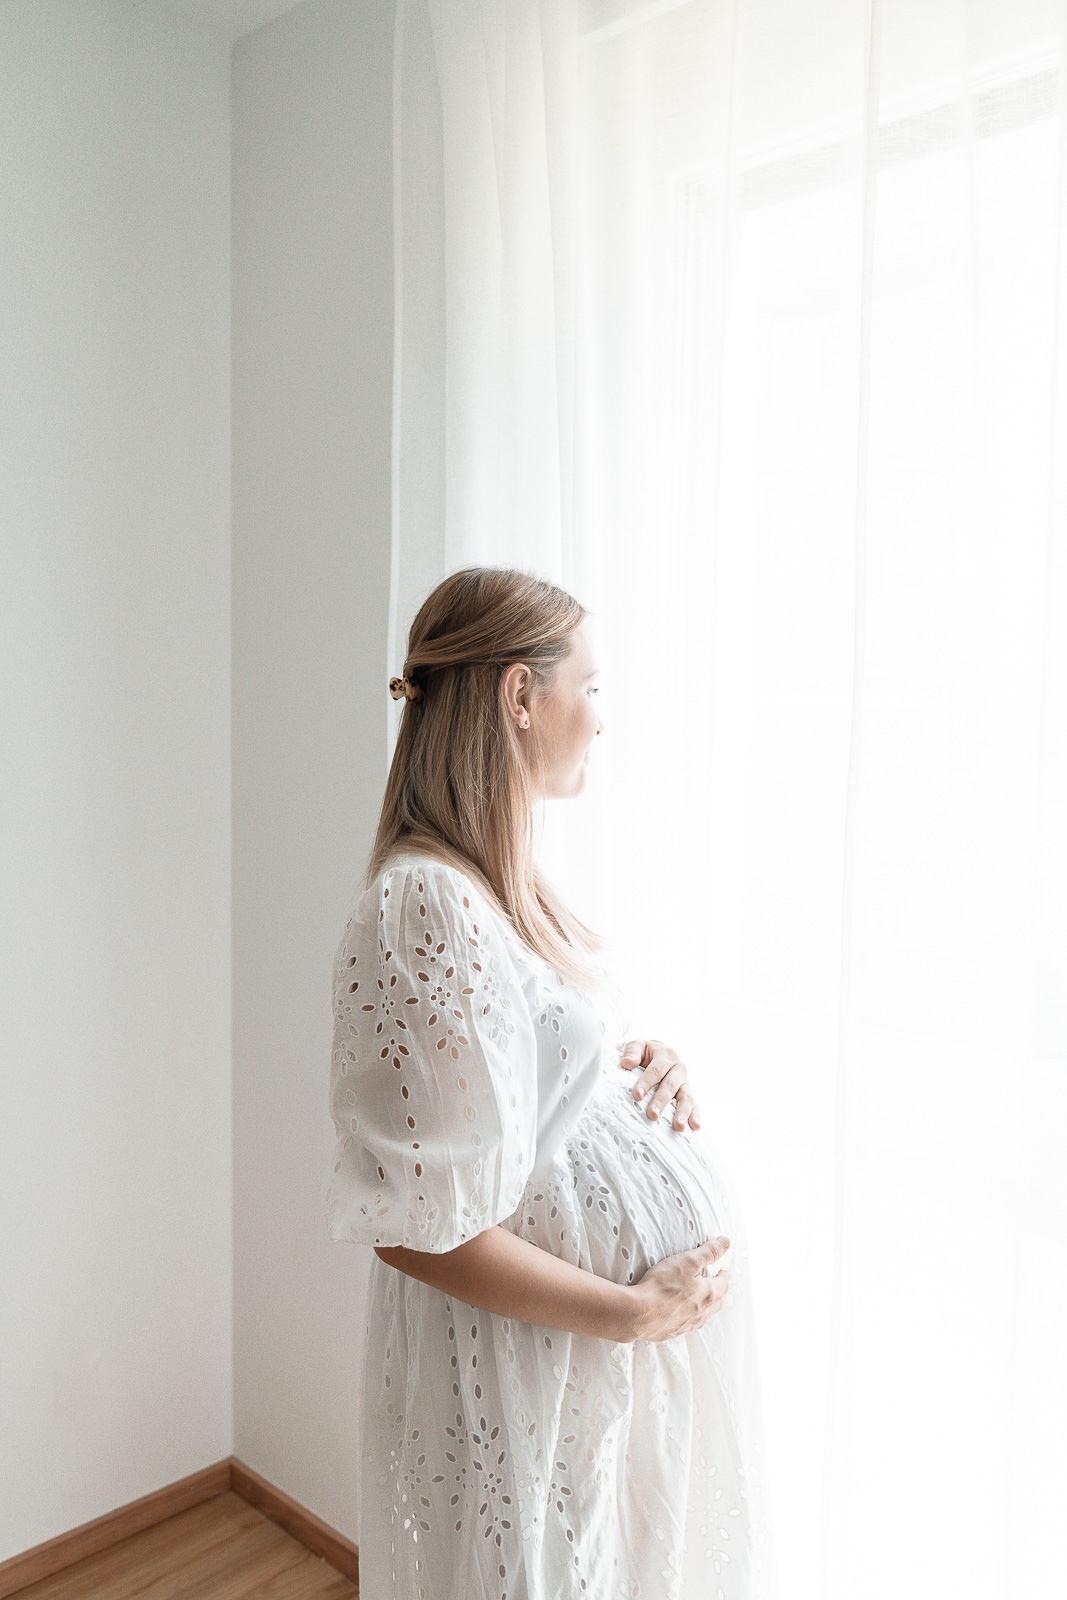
[0,0,233,1561]
[231,0,394,1542]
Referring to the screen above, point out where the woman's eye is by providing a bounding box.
[588,686,600,696]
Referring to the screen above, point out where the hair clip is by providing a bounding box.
[389,675,423,702]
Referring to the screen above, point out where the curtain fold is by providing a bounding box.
[391,3,1067,1594]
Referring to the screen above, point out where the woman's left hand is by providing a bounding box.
[618,1039,702,1131]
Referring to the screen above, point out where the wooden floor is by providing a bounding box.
[13,1492,358,1600]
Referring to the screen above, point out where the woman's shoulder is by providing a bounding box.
[345,849,597,994]
[377,852,610,991]
[376,848,496,909]
[357,849,524,956]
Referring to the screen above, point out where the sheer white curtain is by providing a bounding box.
[390,2,1067,1595]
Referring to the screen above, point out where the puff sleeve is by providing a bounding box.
[324,859,540,1253]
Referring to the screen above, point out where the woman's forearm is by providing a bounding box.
[375,1226,640,1343]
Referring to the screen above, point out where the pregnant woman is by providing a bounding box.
[324,567,777,1599]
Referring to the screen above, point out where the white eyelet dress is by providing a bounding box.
[324,852,778,1600]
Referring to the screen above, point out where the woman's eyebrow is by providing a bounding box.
[586,669,600,679]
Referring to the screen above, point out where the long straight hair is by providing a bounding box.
[364,566,606,988]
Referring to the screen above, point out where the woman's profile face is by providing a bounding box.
[505,620,603,800]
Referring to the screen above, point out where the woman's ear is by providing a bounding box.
[502,661,532,729]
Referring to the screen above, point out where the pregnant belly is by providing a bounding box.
[504,1062,734,1287]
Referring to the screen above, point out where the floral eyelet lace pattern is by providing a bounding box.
[325,856,777,1599]
[326,858,539,1253]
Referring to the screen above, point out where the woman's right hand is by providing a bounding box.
[625,1235,732,1343]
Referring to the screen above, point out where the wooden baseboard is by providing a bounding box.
[0,1457,359,1598]
[228,1459,359,1584]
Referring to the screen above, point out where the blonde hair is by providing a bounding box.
[364,566,606,988]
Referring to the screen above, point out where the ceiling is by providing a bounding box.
[160,0,308,44]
